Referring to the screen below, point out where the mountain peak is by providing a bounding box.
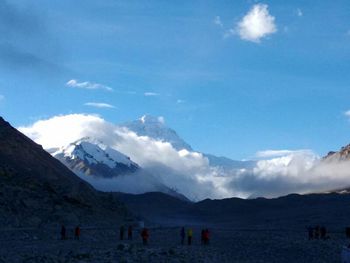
[123,115,192,151]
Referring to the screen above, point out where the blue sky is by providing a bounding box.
[1,0,350,160]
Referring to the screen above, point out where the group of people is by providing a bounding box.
[120,225,149,245]
[60,225,80,240]
[307,225,328,240]
[60,224,209,246]
[180,227,210,245]
[119,225,134,241]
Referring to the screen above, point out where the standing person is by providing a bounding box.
[201,229,205,245]
[187,228,193,245]
[320,226,326,240]
[120,225,125,241]
[128,225,133,240]
[180,227,185,245]
[307,226,314,240]
[141,228,149,245]
[204,229,210,245]
[74,225,80,240]
[314,226,320,239]
[60,225,66,240]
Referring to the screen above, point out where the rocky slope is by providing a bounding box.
[0,117,130,227]
[323,144,350,162]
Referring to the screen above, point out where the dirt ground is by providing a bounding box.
[0,226,347,262]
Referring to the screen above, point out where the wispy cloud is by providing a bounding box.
[176,99,185,104]
[0,95,4,101]
[296,8,303,17]
[84,102,115,109]
[144,92,159,97]
[232,4,277,43]
[213,16,223,28]
[66,79,113,92]
[345,110,350,118]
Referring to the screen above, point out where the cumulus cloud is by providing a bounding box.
[18,114,350,200]
[66,79,113,91]
[236,4,277,43]
[84,102,115,109]
[144,92,159,97]
[214,16,223,27]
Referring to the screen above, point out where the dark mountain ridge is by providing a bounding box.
[0,117,130,227]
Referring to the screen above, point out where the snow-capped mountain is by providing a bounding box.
[122,115,193,151]
[121,115,255,170]
[53,137,139,178]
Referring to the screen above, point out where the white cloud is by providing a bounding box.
[144,92,159,96]
[19,114,350,200]
[345,110,350,118]
[84,102,115,109]
[236,4,277,43]
[176,99,185,104]
[66,79,113,92]
[296,8,303,17]
[214,16,223,27]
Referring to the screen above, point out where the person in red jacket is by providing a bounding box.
[74,225,81,240]
[204,229,210,245]
[128,225,133,240]
[141,228,149,245]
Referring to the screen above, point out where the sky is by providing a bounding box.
[1,0,350,160]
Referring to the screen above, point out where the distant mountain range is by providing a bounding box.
[3,114,350,230]
[43,115,254,199]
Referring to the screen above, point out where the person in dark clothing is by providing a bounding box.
[320,226,326,240]
[128,225,133,240]
[180,227,185,245]
[120,225,125,241]
[74,226,80,240]
[307,226,314,240]
[201,229,205,245]
[314,226,320,239]
[61,225,66,240]
[346,227,350,238]
[141,228,149,245]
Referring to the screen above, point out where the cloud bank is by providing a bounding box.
[236,4,277,43]
[19,114,350,200]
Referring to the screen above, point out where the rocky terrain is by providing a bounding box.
[0,226,347,262]
[0,117,131,227]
